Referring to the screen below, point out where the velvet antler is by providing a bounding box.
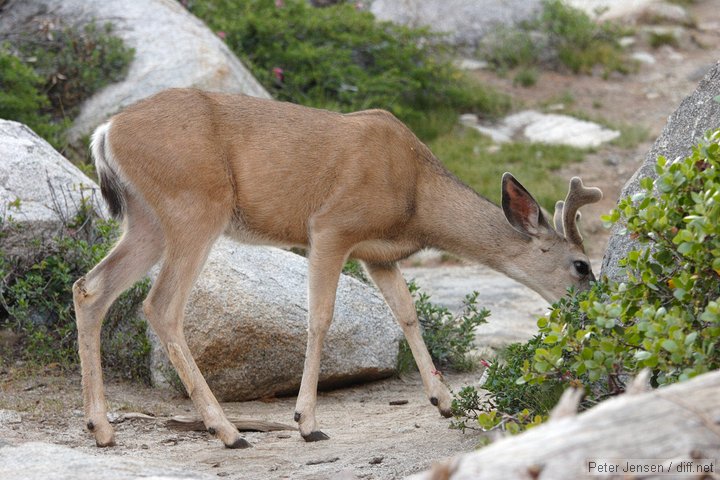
[552,177,603,245]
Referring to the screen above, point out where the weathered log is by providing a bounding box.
[166,415,296,432]
[409,370,720,479]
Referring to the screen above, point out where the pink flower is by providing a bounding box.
[480,359,491,368]
[272,67,285,83]
[275,0,284,7]
[216,31,226,40]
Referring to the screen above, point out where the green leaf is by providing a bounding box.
[661,339,678,353]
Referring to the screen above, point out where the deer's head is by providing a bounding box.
[501,173,603,302]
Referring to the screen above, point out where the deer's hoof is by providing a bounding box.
[225,437,252,449]
[87,419,115,447]
[302,430,330,442]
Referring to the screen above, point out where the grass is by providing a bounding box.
[429,128,586,210]
[649,31,679,49]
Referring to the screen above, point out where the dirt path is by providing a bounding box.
[0,370,481,479]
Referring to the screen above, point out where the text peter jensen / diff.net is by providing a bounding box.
[587,459,716,476]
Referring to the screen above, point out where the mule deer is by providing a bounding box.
[73,88,602,448]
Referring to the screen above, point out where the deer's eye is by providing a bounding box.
[574,260,590,276]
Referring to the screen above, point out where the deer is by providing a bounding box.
[73,88,602,449]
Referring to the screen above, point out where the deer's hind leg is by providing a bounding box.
[141,208,249,449]
[74,195,164,447]
[363,262,452,417]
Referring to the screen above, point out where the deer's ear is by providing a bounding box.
[501,173,551,237]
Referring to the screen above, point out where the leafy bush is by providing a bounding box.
[0,194,151,381]
[480,0,633,76]
[18,22,134,121]
[188,0,509,139]
[452,128,720,434]
[0,47,64,146]
[398,282,489,373]
[1,21,133,155]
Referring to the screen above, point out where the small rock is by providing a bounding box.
[459,113,479,126]
[641,2,692,26]
[388,400,408,406]
[632,51,656,65]
[369,456,384,465]
[455,58,488,71]
[545,103,566,111]
[697,21,720,33]
[0,410,22,424]
[619,36,636,47]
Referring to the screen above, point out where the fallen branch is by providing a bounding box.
[166,415,296,432]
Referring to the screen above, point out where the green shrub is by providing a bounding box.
[480,0,634,77]
[398,282,489,373]
[188,0,509,140]
[0,48,64,146]
[513,68,538,87]
[0,195,151,381]
[649,31,679,49]
[452,128,720,434]
[19,22,134,121]
[1,21,133,157]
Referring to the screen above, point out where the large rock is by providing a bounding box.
[0,0,270,141]
[0,441,213,480]
[462,110,620,148]
[150,237,401,401]
[601,61,720,282]
[565,0,690,24]
[0,119,104,260]
[370,0,542,50]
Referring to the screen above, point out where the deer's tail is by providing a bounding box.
[91,122,127,220]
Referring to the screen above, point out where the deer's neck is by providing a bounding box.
[418,172,530,273]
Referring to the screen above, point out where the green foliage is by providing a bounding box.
[19,22,134,121]
[188,0,509,140]
[513,68,538,88]
[398,282,489,373]
[0,47,64,146]
[480,0,634,76]
[1,21,133,155]
[342,259,368,283]
[453,129,720,436]
[429,127,585,210]
[648,31,679,49]
[547,131,720,387]
[0,195,151,381]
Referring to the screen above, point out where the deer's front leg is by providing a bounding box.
[294,237,348,441]
[364,262,452,417]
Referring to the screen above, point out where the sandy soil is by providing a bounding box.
[0,369,482,479]
[1,1,719,479]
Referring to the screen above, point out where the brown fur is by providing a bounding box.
[74,88,601,448]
